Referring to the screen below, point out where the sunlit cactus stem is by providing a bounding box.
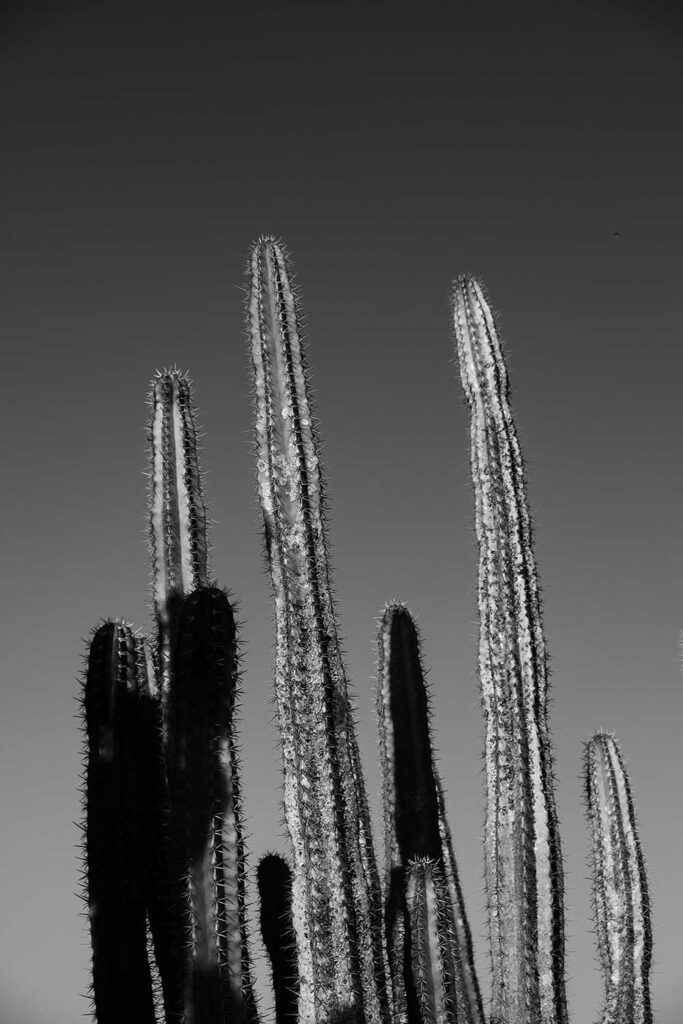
[583,732,653,1024]
[165,585,259,1024]
[247,235,389,1024]
[405,858,459,1024]
[451,276,567,1024]
[376,602,484,1024]
[82,620,159,1024]
[148,369,210,704]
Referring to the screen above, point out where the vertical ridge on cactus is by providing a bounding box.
[247,235,389,1024]
[148,368,211,700]
[166,585,260,1024]
[451,276,567,1024]
[376,602,485,1024]
[583,732,653,1024]
[82,619,158,1024]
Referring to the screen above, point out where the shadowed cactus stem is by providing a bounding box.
[247,235,389,1024]
[376,602,484,1024]
[166,585,259,1024]
[583,732,653,1024]
[257,852,300,1024]
[83,620,159,1024]
[451,276,567,1024]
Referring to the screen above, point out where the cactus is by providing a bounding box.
[451,276,567,1024]
[247,236,389,1024]
[82,620,160,1024]
[375,602,484,1024]
[257,853,300,1024]
[80,371,258,1024]
[583,732,653,1024]
[147,368,210,706]
[165,585,258,1024]
[77,242,655,1024]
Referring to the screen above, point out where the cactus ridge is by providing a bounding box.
[451,275,567,1024]
[583,732,653,1024]
[247,234,389,1024]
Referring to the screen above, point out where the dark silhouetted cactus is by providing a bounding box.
[78,241,654,1024]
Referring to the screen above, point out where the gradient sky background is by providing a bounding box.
[1,0,681,1021]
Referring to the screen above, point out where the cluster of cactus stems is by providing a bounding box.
[78,236,654,1024]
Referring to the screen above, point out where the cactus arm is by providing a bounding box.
[165,586,260,1024]
[247,235,389,1024]
[583,732,653,1024]
[82,620,158,1024]
[452,276,567,1024]
[147,368,210,700]
[257,852,300,1024]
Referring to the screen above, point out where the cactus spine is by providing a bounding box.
[247,235,389,1024]
[583,732,653,1024]
[451,276,567,1024]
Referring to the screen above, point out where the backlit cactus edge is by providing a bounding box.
[77,237,653,1024]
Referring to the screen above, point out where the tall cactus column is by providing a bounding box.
[247,236,389,1024]
[584,732,653,1024]
[452,277,567,1024]
[148,369,210,704]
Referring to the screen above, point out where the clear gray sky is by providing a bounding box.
[0,1,681,1021]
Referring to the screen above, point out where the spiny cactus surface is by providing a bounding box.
[451,276,567,1024]
[584,732,653,1024]
[247,235,389,1024]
